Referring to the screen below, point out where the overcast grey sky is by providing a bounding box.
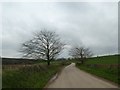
[1,2,118,58]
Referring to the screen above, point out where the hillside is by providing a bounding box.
[86,54,119,64]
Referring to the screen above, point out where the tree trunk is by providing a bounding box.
[81,59,84,64]
[47,60,50,66]
[47,43,50,66]
[47,55,50,66]
[80,53,84,64]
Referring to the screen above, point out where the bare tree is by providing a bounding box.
[69,45,93,64]
[20,29,64,65]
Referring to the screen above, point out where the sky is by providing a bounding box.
[1,2,118,58]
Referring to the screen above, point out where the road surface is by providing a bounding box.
[47,63,118,88]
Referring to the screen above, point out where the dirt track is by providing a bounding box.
[47,63,118,88]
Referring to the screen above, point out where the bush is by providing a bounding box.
[60,61,71,66]
[76,62,82,66]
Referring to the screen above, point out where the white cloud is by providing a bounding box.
[1,2,118,58]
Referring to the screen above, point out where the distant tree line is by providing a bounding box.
[2,58,37,65]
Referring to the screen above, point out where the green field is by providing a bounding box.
[84,55,119,64]
[2,61,70,88]
[76,54,119,85]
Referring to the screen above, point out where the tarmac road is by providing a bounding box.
[47,63,118,88]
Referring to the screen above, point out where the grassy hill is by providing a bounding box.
[85,54,119,64]
[76,54,120,85]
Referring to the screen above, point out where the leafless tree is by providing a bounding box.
[20,29,64,65]
[69,45,93,64]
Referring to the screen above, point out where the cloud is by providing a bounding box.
[1,2,118,58]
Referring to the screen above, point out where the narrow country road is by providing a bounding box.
[47,63,118,88]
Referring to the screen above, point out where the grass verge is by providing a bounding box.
[2,63,66,88]
[76,63,119,85]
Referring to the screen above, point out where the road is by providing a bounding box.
[47,63,118,88]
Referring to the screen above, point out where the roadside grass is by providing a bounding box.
[76,64,119,84]
[76,55,119,85]
[2,61,70,88]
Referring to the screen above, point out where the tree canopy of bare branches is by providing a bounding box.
[20,29,64,65]
[69,46,93,64]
